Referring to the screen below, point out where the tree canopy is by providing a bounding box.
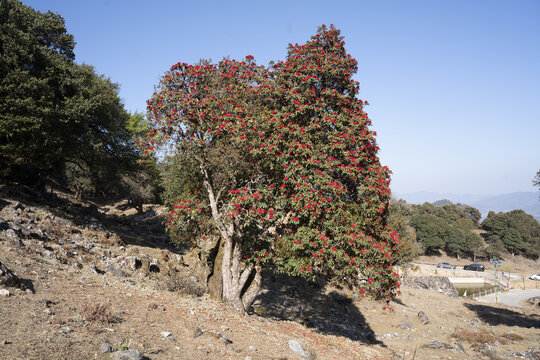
[482,210,540,258]
[401,201,483,259]
[144,25,401,310]
[0,0,153,200]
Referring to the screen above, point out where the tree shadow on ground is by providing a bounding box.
[251,271,383,345]
[0,198,9,211]
[464,303,540,328]
[0,183,184,254]
[98,209,185,254]
[0,260,35,294]
[390,297,407,307]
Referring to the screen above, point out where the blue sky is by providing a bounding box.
[25,0,540,196]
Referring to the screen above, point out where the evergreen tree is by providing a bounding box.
[1,1,148,199]
[1,0,76,181]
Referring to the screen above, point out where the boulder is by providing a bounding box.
[402,276,459,297]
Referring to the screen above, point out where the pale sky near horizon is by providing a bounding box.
[25,0,540,196]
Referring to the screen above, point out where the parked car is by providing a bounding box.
[436,262,456,269]
[529,274,540,280]
[464,264,485,272]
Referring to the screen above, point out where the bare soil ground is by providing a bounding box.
[1,184,539,360]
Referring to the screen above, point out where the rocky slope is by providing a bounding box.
[1,183,539,360]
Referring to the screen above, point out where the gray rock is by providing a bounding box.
[398,321,411,330]
[480,344,500,360]
[193,327,231,344]
[527,296,540,307]
[512,346,540,360]
[44,250,57,259]
[3,229,17,239]
[417,311,430,325]
[111,349,142,360]
[288,339,309,358]
[99,343,113,353]
[0,261,22,288]
[454,341,466,353]
[378,332,396,340]
[107,264,127,277]
[424,341,454,350]
[402,276,459,297]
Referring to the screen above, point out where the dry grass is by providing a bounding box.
[166,274,206,297]
[81,303,117,324]
[451,328,524,345]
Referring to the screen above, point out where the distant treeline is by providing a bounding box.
[389,198,540,261]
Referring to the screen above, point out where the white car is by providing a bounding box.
[529,274,540,280]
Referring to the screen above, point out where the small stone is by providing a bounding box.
[220,325,229,331]
[288,340,309,358]
[100,343,113,353]
[193,327,205,338]
[424,341,453,350]
[398,321,411,330]
[417,311,430,325]
[61,326,73,333]
[161,331,172,338]
[0,289,10,297]
[454,341,466,353]
[111,349,142,360]
[245,357,253,360]
[249,345,257,352]
[479,343,499,359]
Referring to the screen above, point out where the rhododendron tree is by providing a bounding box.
[143,25,401,312]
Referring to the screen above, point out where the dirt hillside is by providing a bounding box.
[1,184,539,360]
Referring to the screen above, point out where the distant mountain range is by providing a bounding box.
[395,191,540,221]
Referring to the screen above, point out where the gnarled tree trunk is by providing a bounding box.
[220,236,262,313]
